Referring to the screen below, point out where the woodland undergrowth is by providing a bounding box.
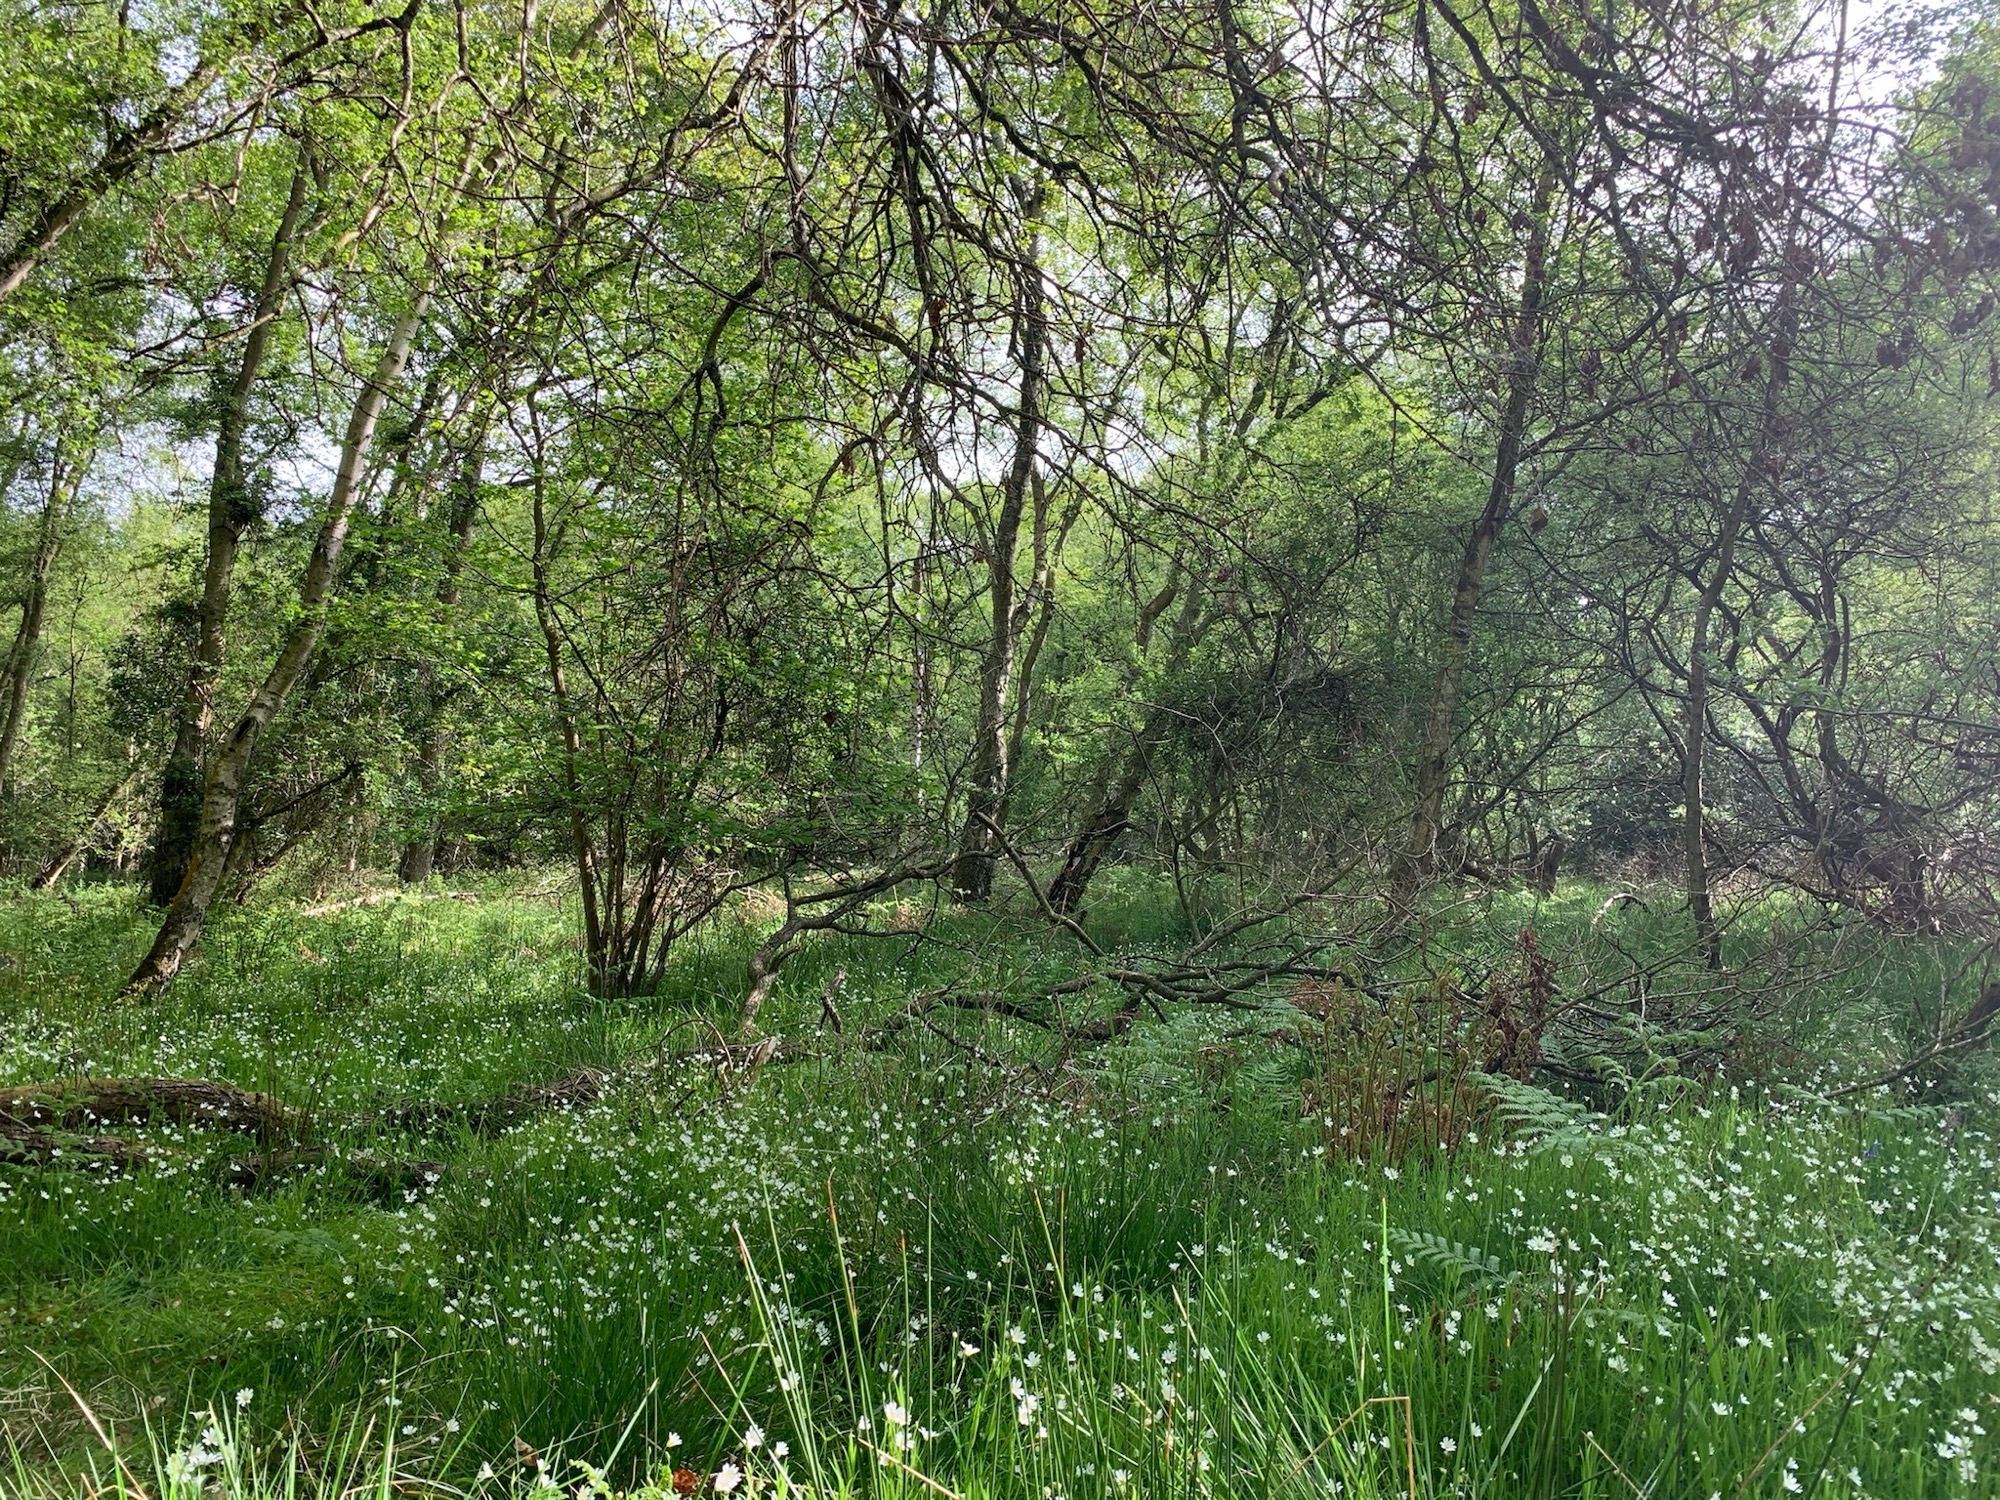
[0,877,1995,1500]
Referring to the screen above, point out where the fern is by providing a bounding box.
[1477,1072,1597,1135]
[1391,1229,1508,1287]
[1474,1072,1642,1161]
[1239,1041,1308,1098]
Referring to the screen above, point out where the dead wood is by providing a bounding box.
[223,1147,449,1194]
[1824,981,2000,1099]
[0,1104,447,1195]
[378,1066,606,1135]
[299,887,483,918]
[0,1106,146,1170]
[0,1077,295,1140]
[467,1065,607,1132]
[0,1064,608,1188]
[738,859,954,1033]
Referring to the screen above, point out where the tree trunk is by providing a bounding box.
[1397,174,1555,895]
[398,428,486,883]
[33,761,142,889]
[1682,329,1792,968]
[1529,830,1569,896]
[1048,574,1199,914]
[151,160,310,905]
[527,419,609,990]
[0,441,86,797]
[1049,752,1149,914]
[0,50,240,306]
[395,782,440,884]
[125,293,429,996]
[0,5,414,306]
[951,243,1046,903]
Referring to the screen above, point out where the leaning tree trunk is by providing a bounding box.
[0,6,413,307]
[1048,574,1200,914]
[33,761,143,889]
[125,294,429,996]
[0,439,87,798]
[0,49,241,306]
[526,423,612,990]
[1681,26,1839,964]
[1049,751,1150,915]
[1397,177,1555,896]
[1680,508,1744,970]
[951,248,1047,903]
[995,473,1071,830]
[151,160,310,905]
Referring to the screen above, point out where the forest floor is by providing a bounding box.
[0,877,1995,1500]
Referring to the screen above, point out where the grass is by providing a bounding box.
[0,875,1996,1498]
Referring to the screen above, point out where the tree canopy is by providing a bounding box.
[0,0,1996,993]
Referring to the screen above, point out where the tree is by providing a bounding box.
[149,146,313,904]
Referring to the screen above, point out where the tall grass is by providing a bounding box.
[2,880,1995,1498]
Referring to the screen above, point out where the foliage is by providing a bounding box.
[3,0,2000,1494]
[2,887,1997,1499]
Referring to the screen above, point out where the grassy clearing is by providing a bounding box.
[1,880,1996,1499]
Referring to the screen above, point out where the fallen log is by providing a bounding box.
[0,1064,609,1189]
[298,888,483,918]
[0,1106,146,1170]
[0,1077,295,1141]
[223,1147,450,1194]
[0,1104,447,1195]
[378,1066,606,1135]
[1824,981,2000,1099]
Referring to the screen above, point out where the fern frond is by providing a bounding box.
[1474,1072,1599,1136]
[1390,1229,1507,1286]
[1473,1072,1645,1162]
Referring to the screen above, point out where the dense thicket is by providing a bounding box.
[3,0,1999,998]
